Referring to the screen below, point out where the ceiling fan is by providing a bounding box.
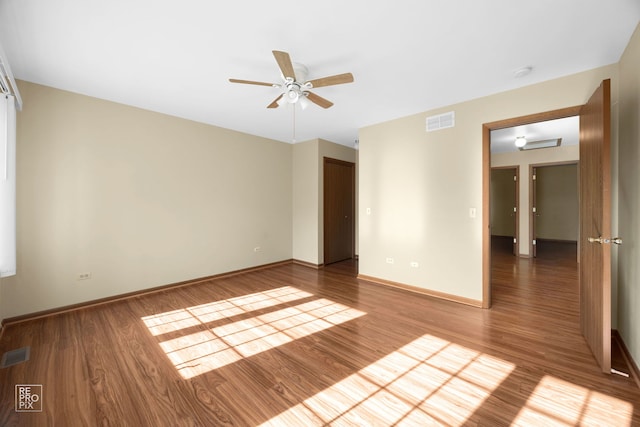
[229,50,354,109]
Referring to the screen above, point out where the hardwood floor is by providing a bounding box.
[1,249,639,426]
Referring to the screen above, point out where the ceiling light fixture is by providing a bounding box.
[515,136,527,148]
[285,84,301,103]
[518,138,562,151]
[298,94,310,110]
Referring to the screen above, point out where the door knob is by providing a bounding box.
[588,236,623,245]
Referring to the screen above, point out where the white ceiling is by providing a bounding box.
[1,1,638,148]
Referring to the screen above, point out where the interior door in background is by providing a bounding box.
[490,167,518,255]
[579,79,612,374]
[323,157,355,265]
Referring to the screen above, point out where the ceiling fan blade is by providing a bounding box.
[229,79,276,87]
[267,94,283,108]
[273,50,296,80]
[306,92,334,109]
[307,73,354,88]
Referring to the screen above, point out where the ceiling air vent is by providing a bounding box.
[426,111,455,132]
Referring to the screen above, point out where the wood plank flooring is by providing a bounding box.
[1,246,639,426]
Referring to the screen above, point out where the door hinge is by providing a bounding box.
[533,239,537,245]
[513,238,517,244]
[513,175,517,181]
[513,207,517,213]
[532,207,537,213]
[533,174,536,181]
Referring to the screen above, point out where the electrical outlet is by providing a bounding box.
[77,272,91,280]
[410,261,419,268]
[386,257,394,264]
[254,246,261,252]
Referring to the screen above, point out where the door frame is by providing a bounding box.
[482,105,582,308]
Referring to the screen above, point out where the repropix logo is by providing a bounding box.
[15,385,43,412]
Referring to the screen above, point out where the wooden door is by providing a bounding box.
[490,167,518,255]
[579,79,611,374]
[324,158,355,265]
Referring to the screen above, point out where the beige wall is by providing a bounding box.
[0,81,293,318]
[618,22,640,375]
[292,140,319,264]
[360,64,617,303]
[492,145,579,255]
[292,138,357,265]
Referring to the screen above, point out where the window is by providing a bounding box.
[0,94,16,277]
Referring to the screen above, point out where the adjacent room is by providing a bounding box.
[1,1,640,425]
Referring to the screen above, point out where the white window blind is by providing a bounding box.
[0,94,16,277]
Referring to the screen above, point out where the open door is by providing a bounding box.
[579,79,612,374]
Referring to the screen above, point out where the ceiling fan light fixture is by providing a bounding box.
[298,94,310,110]
[284,83,302,103]
[515,136,527,148]
[286,89,299,103]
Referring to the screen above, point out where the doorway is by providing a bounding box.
[323,157,355,266]
[483,106,581,307]
[530,163,579,259]
[482,106,581,306]
[483,79,613,374]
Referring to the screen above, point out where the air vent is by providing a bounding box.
[426,111,455,132]
[1,347,30,368]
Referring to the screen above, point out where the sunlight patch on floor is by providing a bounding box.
[260,334,516,426]
[142,286,314,336]
[512,375,633,426]
[142,287,366,379]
